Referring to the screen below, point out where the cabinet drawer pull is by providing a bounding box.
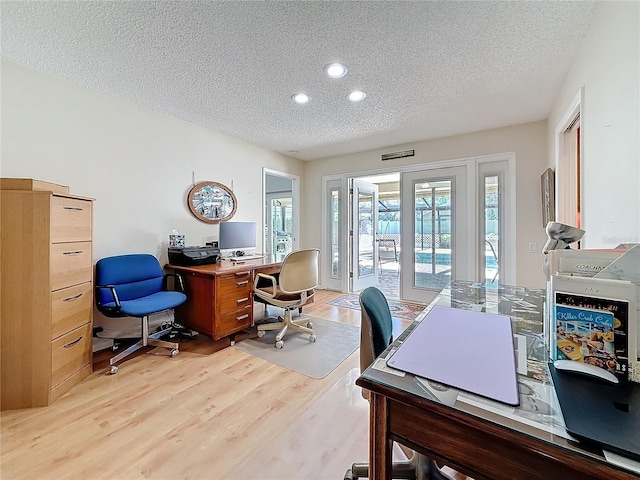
[236,314,249,321]
[236,280,249,286]
[235,271,250,276]
[236,297,249,304]
[62,250,83,255]
[62,206,84,211]
[63,293,83,302]
[63,336,83,348]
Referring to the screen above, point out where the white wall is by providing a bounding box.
[547,1,640,248]
[1,60,305,263]
[303,121,549,288]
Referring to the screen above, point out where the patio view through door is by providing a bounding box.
[480,169,502,285]
[263,169,298,262]
[351,179,379,292]
[320,155,513,302]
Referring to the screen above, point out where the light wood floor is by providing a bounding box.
[1,290,417,480]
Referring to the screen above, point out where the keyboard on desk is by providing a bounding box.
[229,254,264,261]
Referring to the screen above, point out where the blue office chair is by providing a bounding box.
[345,286,455,480]
[95,254,187,374]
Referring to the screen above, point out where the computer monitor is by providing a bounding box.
[219,221,257,254]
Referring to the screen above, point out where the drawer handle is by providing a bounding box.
[63,206,84,211]
[236,297,249,304]
[236,314,249,321]
[236,280,249,287]
[235,271,250,276]
[63,293,83,302]
[63,336,83,348]
[63,251,83,255]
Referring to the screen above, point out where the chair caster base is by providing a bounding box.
[171,348,179,357]
[109,365,119,374]
[275,340,284,349]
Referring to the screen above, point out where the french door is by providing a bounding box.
[323,178,346,291]
[400,166,469,304]
[320,155,514,299]
[351,179,379,292]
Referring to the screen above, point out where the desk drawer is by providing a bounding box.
[51,196,92,243]
[218,272,252,312]
[217,305,252,339]
[51,322,92,388]
[51,282,92,339]
[50,242,92,291]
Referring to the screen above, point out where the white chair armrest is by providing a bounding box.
[254,272,278,298]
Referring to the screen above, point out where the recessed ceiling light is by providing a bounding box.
[292,93,310,104]
[324,63,348,79]
[348,90,366,102]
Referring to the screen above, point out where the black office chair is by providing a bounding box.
[95,254,187,374]
[345,286,455,480]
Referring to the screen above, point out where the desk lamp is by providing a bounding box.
[542,221,585,255]
[542,221,585,281]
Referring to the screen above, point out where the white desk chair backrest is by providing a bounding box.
[278,249,320,294]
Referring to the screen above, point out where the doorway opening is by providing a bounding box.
[555,89,583,242]
[351,173,400,299]
[263,169,299,261]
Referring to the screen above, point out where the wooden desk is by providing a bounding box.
[166,257,281,340]
[356,281,637,480]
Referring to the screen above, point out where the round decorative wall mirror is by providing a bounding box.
[187,181,237,224]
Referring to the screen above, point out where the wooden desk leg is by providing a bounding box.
[369,392,392,480]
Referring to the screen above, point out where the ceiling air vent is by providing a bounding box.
[381,149,414,161]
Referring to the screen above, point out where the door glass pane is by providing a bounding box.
[271,198,292,261]
[377,194,400,299]
[414,179,452,290]
[330,188,340,277]
[484,174,500,285]
[358,190,374,278]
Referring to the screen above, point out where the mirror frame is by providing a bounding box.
[187,181,237,224]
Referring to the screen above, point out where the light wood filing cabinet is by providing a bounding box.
[1,179,94,410]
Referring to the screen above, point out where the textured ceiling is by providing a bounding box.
[1,1,598,161]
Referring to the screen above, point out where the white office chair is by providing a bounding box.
[253,249,319,348]
[378,238,399,277]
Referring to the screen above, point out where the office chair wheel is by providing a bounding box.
[109,365,119,374]
[309,334,317,342]
[171,348,179,357]
[257,330,266,338]
[275,340,284,349]
[306,321,313,328]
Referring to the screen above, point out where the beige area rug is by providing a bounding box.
[233,316,360,379]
